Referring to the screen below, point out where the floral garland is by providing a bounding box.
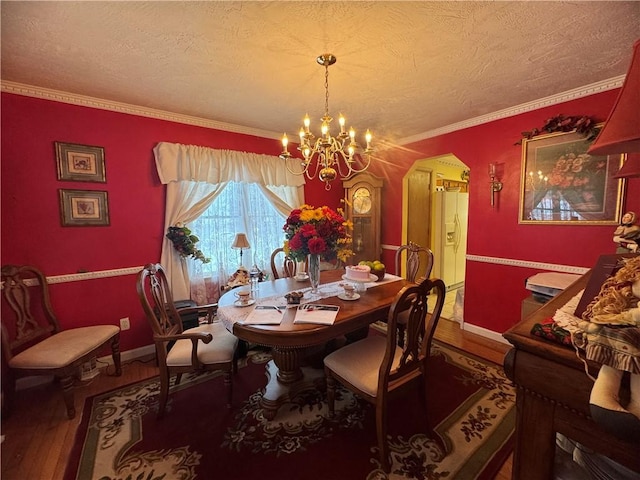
[166,225,210,263]
[283,205,353,263]
[516,114,600,145]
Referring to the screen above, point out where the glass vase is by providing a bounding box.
[308,254,321,294]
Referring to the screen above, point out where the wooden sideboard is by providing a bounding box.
[503,270,640,479]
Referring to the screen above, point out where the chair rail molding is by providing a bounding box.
[1,266,143,288]
[466,255,589,275]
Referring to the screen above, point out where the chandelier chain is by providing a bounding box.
[324,63,330,117]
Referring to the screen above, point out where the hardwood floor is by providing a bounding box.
[0,318,513,479]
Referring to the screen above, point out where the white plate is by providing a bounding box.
[342,274,377,283]
[338,293,360,301]
[234,299,256,307]
[294,274,309,281]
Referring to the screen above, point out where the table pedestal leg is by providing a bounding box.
[259,346,325,420]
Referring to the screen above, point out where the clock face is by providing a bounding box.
[353,187,372,214]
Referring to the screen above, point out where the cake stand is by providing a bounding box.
[342,273,377,292]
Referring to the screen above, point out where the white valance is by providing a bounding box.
[154,142,305,187]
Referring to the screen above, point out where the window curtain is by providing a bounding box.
[154,142,305,301]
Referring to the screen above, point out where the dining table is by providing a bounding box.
[217,269,409,420]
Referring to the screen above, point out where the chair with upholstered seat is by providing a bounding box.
[324,277,446,472]
[137,263,239,417]
[394,242,435,347]
[270,247,298,280]
[1,264,122,419]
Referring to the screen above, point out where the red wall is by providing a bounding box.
[372,90,640,333]
[2,89,638,353]
[0,93,335,353]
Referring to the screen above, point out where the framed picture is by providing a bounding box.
[519,127,626,224]
[59,189,110,226]
[55,142,106,183]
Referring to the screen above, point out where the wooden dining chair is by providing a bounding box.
[394,241,434,283]
[270,247,298,279]
[394,242,436,346]
[1,264,122,419]
[324,277,446,472]
[137,263,239,417]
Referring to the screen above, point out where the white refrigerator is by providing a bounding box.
[433,190,468,291]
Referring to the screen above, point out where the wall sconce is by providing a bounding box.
[488,163,503,207]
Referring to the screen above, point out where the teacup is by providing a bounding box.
[294,273,308,281]
[343,284,356,299]
[235,289,251,305]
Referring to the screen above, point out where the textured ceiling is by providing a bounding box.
[2,1,639,147]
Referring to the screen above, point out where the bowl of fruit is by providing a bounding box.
[359,260,386,281]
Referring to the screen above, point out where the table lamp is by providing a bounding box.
[231,233,251,266]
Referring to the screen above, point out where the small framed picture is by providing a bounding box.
[59,189,110,226]
[55,142,106,183]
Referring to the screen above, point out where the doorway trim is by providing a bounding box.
[401,153,469,247]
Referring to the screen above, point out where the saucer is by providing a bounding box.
[294,274,309,281]
[338,293,360,301]
[234,299,255,307]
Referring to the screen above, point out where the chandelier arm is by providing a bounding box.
[332,147,356,178]
[304,151,323,180]
[346,154,372,174]
[284,156,312,177]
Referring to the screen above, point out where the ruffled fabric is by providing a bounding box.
[530,288,640,375]
[573,321,640,374]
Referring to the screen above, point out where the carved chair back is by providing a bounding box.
[394,242,434,283]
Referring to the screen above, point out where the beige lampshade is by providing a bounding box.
[231,233,251,250]
[588,39,640,178]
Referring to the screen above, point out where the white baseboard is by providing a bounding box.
[99,344,156,366]
[16,344,156,391]
[461,323,511,346]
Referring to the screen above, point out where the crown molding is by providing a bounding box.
[397,75,625,145]
[1,76,623,145]
[0,80,282,140]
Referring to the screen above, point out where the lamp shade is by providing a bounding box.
[231,233,250,250]
[588,39,640,178]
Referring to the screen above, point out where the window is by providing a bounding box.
[530,190,585,221]
[191,182,286,280]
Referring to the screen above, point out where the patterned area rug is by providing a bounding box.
[64,342,515,480]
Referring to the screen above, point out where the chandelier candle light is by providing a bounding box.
[280,54,373,190]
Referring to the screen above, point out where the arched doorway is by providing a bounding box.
[402,153,470,291]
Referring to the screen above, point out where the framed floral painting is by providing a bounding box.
[59,189,110,226]
[519,127,626,225]
[55,142,106,183]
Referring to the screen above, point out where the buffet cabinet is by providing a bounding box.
[503,270,640,479]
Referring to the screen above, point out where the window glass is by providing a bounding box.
[191,182,286,279]
[531,191,584,221]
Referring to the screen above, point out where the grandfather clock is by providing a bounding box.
[343,172,383,265]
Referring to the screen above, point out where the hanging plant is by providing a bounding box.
[166,225,210,264]
[516,114,600,145]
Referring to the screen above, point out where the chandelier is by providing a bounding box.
[279,53,373,190]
